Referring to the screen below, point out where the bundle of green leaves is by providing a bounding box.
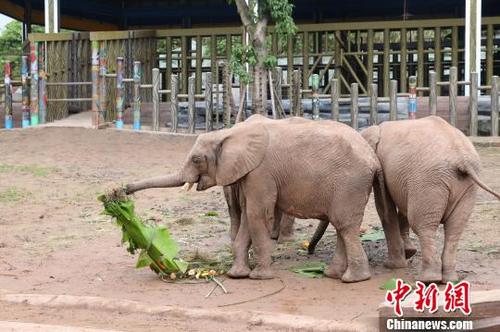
[98,189,188,277]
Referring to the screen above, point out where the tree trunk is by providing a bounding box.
[251,26,268,115]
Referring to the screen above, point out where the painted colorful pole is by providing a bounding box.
[99,41,107,121]
[30,42,39,126]
[21,55,31,128]
[38,42,46,124]
[115,57,125,129]
[133,61,141,130]
[408,76,417,120]
[3,62,13,129]
[311,74,320,120]
[91,40,100,128]
[39,69,47,124]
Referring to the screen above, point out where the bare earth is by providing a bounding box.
[0,127,499,331]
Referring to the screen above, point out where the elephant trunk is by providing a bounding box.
[125,172,186,194]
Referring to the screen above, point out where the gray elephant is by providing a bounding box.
[125,115,389,282]
[352,116,500,283]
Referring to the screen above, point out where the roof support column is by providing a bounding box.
[465,0,481,95]
[22,0,32,43]
[44,0,60,33]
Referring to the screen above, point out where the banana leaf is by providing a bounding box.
[98,190,188,275]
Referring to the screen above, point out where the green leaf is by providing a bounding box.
[290,261,326,278]
[136,250,154,268]
[151,228,179,260]
[380,278,398,290]
[360,229,386,242]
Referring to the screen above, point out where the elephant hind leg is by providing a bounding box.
[324,229,347,279]
[277,214,295,243]
[441,187,477,283]
[408,191,448,283]
[399,212,417,259]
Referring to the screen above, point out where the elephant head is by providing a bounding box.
[125,123,269,194]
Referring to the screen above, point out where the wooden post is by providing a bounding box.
[205,72,213,132]
[115,57,125,129]
[389,80,397,121]
[274,67,282,116]
[331,78,339,121]
[196,36,202,94]
[170,74,179,132]
[491,76,499,136]
[188,76,196,134]
[452,26,459,70]
[311,74,320,120]
[465,0,482,94]
[30,42,39,126]
[469,72,478,136]
[429,71,437,116]
[292,70,302,116]
[181,36,188,94]
[434,27,442,96]
[303,31,309,88]
[367,29,374,90]
[39,68,47,125]
[369,83,378,125]
[166,36,172,90]
[99,41,107,121]
[400,28,407,93]
[383,28,390,97]
[486,25,494,85]
[133,61,141,130]
[3,62,13,129]
[417,27,424,96]
[449,66,458,127]
[152,68,160,131]
[287,36,293,88]
[21,55,31,128]
[351,83,358,130]
[91,40,100,128]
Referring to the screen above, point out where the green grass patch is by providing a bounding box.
[0,163,56,177]
[0,187,30,203]
[204,211,219,217]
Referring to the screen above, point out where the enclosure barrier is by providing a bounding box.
[2,58,499,136]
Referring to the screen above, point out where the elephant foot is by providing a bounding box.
[441,270,459,284]
[341,266,371,283]
[227,264,251,279]
[324,264,345,279]
[277,234,295,244]
[271,230,279,240]
[417,267,442,284]
[384,257,408,269]
[249,267,275,280]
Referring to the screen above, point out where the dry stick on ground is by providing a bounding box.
[206,277,228,298]
[218,278,286,307]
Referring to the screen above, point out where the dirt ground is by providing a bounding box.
[0,127,499,331]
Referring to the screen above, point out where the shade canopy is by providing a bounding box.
[1,0,499,31]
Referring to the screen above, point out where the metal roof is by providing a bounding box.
[1,0,499,31]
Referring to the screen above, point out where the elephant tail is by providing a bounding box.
[459,164,500,200]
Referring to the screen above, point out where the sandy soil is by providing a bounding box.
[0,127,498,331]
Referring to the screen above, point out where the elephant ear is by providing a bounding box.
[215,123,269,186]
[361,125,381,151]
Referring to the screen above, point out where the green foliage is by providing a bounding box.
[227,0,297,82]
[290,261,326,278]
[98,191,188,275]
[0,21,44,73]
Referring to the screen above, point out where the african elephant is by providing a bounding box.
[360,116,500,283]
[223,115,312,245]
[125,115,389,282]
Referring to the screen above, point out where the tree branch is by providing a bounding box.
[234,0,253,29]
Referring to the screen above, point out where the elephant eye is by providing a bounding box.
[192,155,203,164]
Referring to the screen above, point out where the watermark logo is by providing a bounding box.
[385,279,472,317]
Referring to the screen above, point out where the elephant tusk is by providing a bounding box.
[185,182,195,191]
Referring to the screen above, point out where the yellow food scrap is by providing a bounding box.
[302,240,310,250]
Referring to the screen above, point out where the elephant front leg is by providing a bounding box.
[227,208,251,278]
[246,203,275,280]
[223,185,241,242]
[337,224,371,283]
